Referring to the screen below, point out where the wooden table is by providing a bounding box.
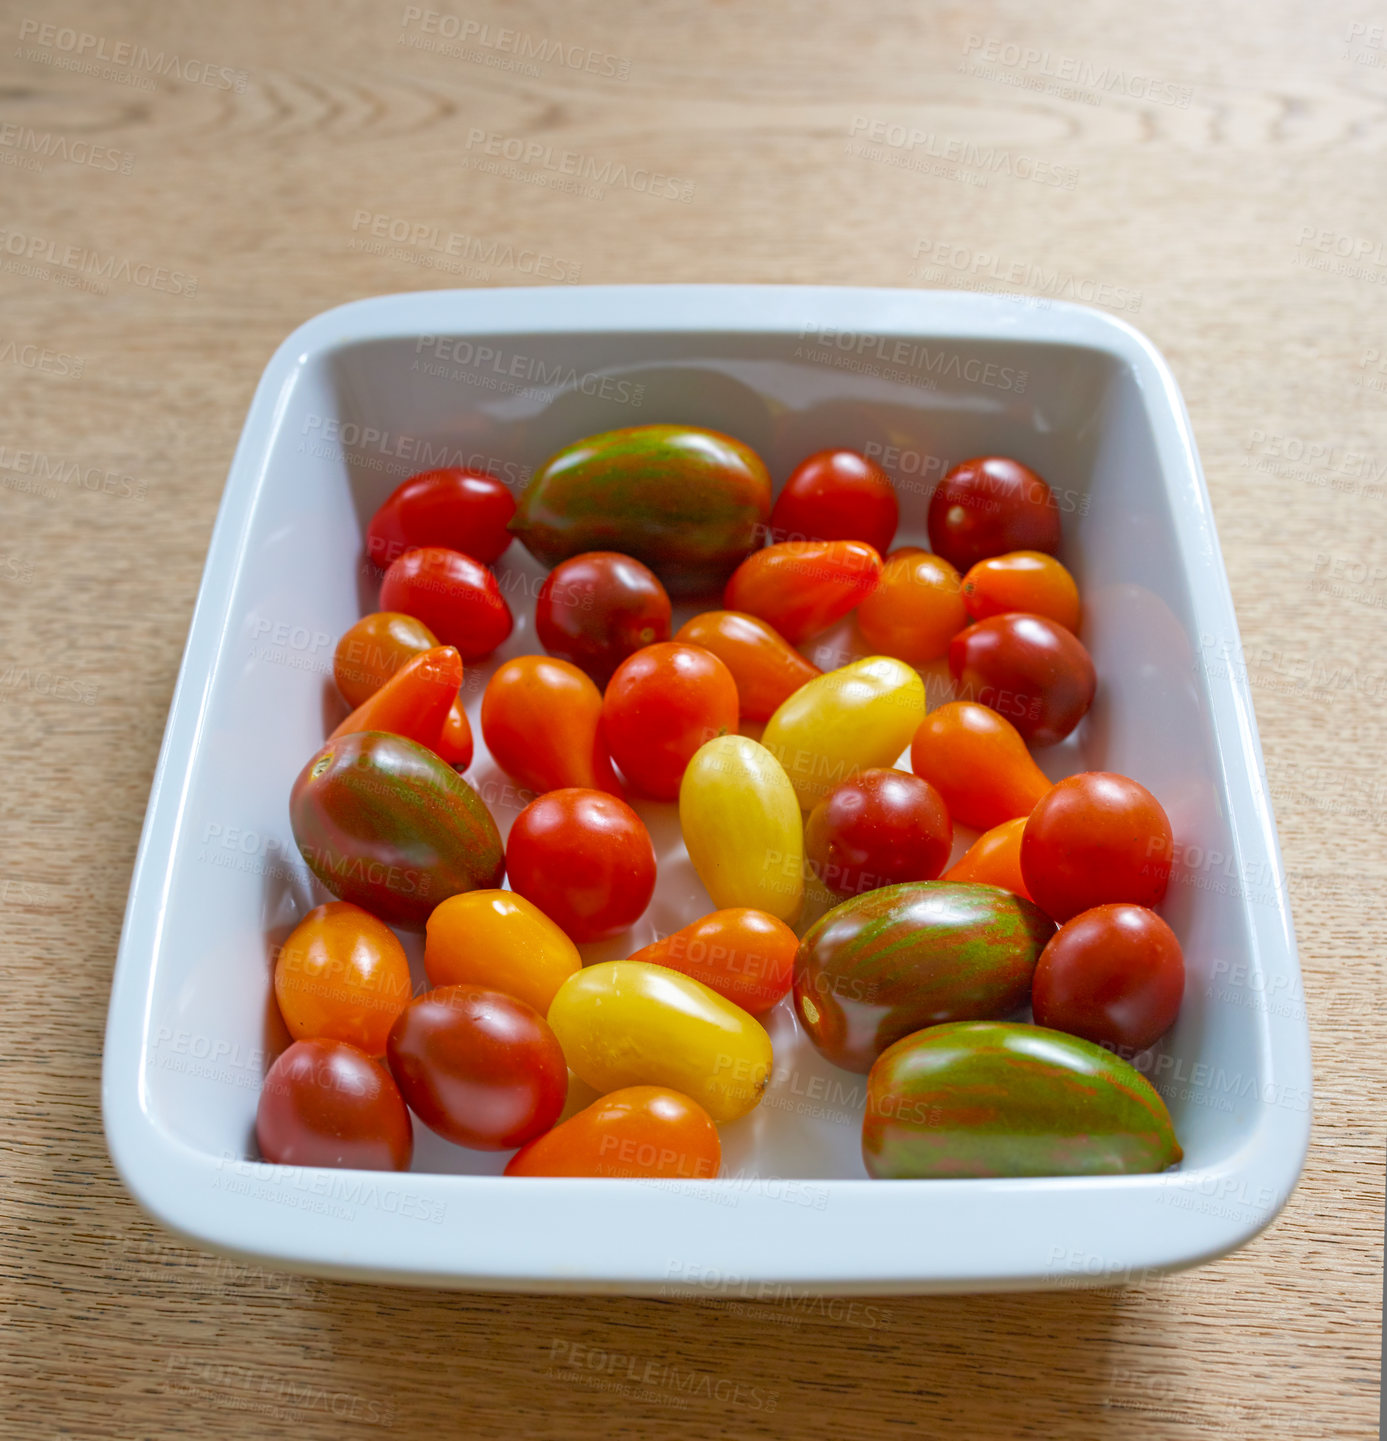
[3,2,1383,1436]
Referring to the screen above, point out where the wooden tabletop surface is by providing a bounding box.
[3,1,1384,1436]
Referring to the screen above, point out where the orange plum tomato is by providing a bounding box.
[673,610,820,723]
[961,551,1081,633]
[628,907,797,1014]
[256,1038,413,1171]
[943,816,1032,901]
[723,539,882,645]
[273,902,413,1055]
[856,549,967,664]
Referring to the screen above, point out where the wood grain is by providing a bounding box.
[1,1,1384,1436]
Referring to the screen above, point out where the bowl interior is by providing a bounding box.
[146,323,1270,1183]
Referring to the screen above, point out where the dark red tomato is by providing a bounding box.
[256,1038,413,1171]
[379,546,513,660]
[535,551,671,684]
[1032,903,1185,1053]
[770,449,899,554]
[386,985,567,1150]
[1021,772,1174,922]
[601,641,739,800]
[367,468,516,568]
[506,788,658,942]
[927,456,1062,571]
[804,768,952,897]
[948,612,1095,747]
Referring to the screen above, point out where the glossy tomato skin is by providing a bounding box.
[628,908,797,1015]
[674,610,820,722]
[943,816,1033,901]
[367,468,516,568]
[481,655,622,795]
[504,1086,721,1178]
[379,547,513,660]
[256,1038,413,1171]
[386,984,567,1150]
[723,539,883,645]
[506,788,657,942]
[273,902,413,1055]
[1032,904,1185,1052]
[1021,772,1174,921]
[804,768,952,898]
[328,645,461,752]
[962,551,1081,632]
[334,611,439,708]
[769,449,899,554]
[602,642,738,801]
[948,612,1096,746]
[909,702,1051,832]
[857,549,967,664]
[535,551,671,684]
[927,457,1062,571]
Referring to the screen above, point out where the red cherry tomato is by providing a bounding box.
[367,468,516,568]
[723,539,882,644]
[379,547,513,660]
[769,449,899,554]
[1032,903,1185,1053]
[506,788,657,942]
[256,1038,413,1171]
[385,985,568,1150]
[1021,772,1174,921]
[602,641,739,800]
[927,456,1062,571]
[535,551,671,683]
[948,612,1096,747]
[804,768,952,898]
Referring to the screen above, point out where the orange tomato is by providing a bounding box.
[909,701,1052,831]
[329,645,461,748]
[503,1086,722,1178]
[674,610,821,722]
[480,655,622,795]
[424,889,581,1015]
[273,902,413,1055]
[628,907,797,1014]
[961,551,1081,632]
[723,539,883,644]
[943,816,1033,901]
[435,700,474,770]
[857,549,967,663]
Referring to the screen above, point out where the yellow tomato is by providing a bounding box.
[761,655,927,810]
[547,961,773,1123]
[678,735,803,923]
[424,889,581,1014]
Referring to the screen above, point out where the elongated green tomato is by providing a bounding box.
[546,961,773,1123]
[761,656,926,810]
[678,735,803,923]
[863,1020,1182,1179]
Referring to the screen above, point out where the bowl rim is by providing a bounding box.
[101,285,1311,1294]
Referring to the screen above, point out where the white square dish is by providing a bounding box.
[102,285,1311,1294]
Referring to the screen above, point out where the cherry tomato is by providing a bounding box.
[481,655,622,795]
[366,467,515,568]
[379,546,513,660]
[804,768,952,897]
[505,1086,722,1179]
[1032,904,1185,1052]
[724,539,882,644]
[506,788,657,942]
[674,610,821,722]
[1021,772,1174,921]
[943,816,1032,901]
[436,701,474,770]
[602,641,738,801]
[769,449,899,554]
[856,549,967,664]
[927,456,1062,571]
[948,612,1096,746]
[962,551,1081,633]
[424,889,581,1015]
[256,1038,413,1171]
[328,645,461,752]
[909,702,1051,832]
[629,908,798,1015]
[273,902,413,1055]
[386,984,567,1150]
[535,551,671,684]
